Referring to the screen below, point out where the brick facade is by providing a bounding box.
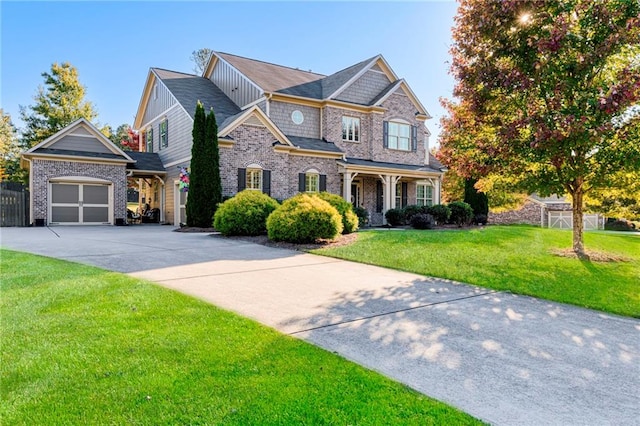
[30,159,127,225]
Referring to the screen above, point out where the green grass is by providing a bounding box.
[0,250,481,425]
[313,226,640,318]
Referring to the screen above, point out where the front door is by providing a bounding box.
[49,183,111,224]
[351,181,362,207]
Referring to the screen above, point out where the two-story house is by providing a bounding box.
[134,51,445,226]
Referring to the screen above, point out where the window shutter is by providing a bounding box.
[411,125,418,152]
[298,173,306,192]
[383,121,389,148]
[401,182,408,208]
[158,122,162,150]
[237,168,246,192]
[165,120,169,147]
[319,175,327,192]
[376,180,383,213]
[262,170,271,196]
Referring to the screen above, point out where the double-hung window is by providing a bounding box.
[246,168,262,191]
[416,184,434,207]
[342,116,360,142]
[388,122,410,150]
[159,119,168,149]
[146,128,153,153]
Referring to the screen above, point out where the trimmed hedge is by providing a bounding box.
[410,213,435,230]
[385,208,404,227]
[213,190,279,236]
[267,194,343,243]
[448,201,474,226]
[403,205,424,224]
[317,192,359,234]
[353,206,369,228]
[427,204,451,225]
[604,219,637,232]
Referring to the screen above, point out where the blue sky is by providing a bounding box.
[2,1,457,142]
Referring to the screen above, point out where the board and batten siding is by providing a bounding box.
[210,59,262,108]
[144,105,194,166]
[52,135,113,154]
[142,77,177,125]
[269,101,320,139]
[335,69,392,105]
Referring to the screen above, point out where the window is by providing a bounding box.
[305,173,319,192]
[146,128,153,153]
[416,184,434,207]
[159,119,168,148]
[246,168,262,191]
[388,121,411,150]
[342,116,360,142]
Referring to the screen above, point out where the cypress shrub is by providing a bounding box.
[213,190,279,236]
[267,194,343,243]
[464,178,489,216]
[316,192,359,234]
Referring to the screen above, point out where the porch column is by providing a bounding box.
[342,171,358,204]
[390,175,401,209]
[155,175,165,223]
[435,177,441,204]
[378,174,390,225]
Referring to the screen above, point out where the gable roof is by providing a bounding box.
[126,151,165,173]
[23,118,134,164]
[214,52,325,93]
[152,68,241,125]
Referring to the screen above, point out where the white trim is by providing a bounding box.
[327,55,383,100]
[137,103,182,131]
[25,118,134,162]
[218,105,292,146]
[241,95,267,110]
[49,176,111,183]
[164,156,192,168]
[48,181,113,225]
[209,52,265,93]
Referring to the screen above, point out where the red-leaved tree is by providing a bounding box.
[439,0,640,256]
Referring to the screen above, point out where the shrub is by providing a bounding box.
[474,214,488,225]
[353,206,369,228]
[427,204,451,225]
[410,213,435,230]
[213,190,279,236]
[385,208,404,227]
[317,192,359,234]
[402,205,424,224]
[448,201,474,226]
[464,178,489,216]
[604,219,637,232]
[267,193,343,243]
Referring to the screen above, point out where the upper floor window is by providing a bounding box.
[146,127,153,153]
[342,116,360,142]
[416,184,433,207]
[159,119,168,149]
[384,120,417,151]
[246,168,262,191]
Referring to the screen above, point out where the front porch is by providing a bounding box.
[338,158,443,226]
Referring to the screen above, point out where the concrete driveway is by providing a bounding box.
[2,226,639,425]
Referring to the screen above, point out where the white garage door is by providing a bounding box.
[548,211,601,230]
[49,182,111,225]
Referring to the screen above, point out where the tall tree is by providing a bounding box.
[190,48,213,74]
[206,108,223,214]
[0,109,25,182]
[186,102,221,227]
[441,0,640,256]
[20,62,98,148]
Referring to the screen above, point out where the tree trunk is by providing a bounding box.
[570,186,585,257]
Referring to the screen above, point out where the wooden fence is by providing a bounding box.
[1,182,29,227]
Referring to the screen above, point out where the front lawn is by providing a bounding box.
[0,250,481,425]
[313,226,640,317]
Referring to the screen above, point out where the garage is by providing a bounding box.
[548,211,602,230]
[21,118,133,226]
[49,180,112,225]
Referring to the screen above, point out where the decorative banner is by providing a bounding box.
[179,167,190,192]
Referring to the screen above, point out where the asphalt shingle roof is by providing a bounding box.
[320,56,376,99]
[343,157,444,173]
[286,135,343,153]
[153,68,241,125]
[126,151,165,172]
[217,52,325,94]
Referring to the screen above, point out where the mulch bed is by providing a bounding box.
[174,226,359,251]
[550,248,631,263]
